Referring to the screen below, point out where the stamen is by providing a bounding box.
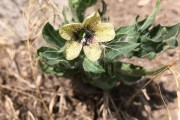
[81,33,86,44]
[80,31,94,45]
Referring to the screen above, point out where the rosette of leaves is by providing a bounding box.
[37,0,180,90]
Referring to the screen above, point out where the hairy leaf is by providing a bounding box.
[38,60,77,77]
[42,22,65,48]
[40,51,62,65]
[163,23,180,49]
[38,60,64,76]
[105,41,140,59]
[37,46,57,55]
[135,23,180,59]
[139,0,160,31]
[115,24,137,38]
[83,58,105,73]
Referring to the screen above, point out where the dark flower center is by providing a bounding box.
[73,28,94,45]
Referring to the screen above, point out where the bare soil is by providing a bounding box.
[0,0,180,120]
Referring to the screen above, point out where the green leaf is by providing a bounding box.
[139,0,160,31]
[114,62,168,83]
[69,0,97,22]
[58,60,75,69]
[134,23,180,59]
[38,60,77,77]
[83,75,118,90]
[115,24,137,38]
[114,62,143,83]
[83,58,105,74]
[81,61,118,90]
[42,22,65,48]
[37,46,57,55]
[83,61,168,89]
[38,60,64,76]
[139,40,163,59]
[40,51,62,65]
[163,23,180,49]
[141,25,167,43]
[105,41,140,59]
[117,62,167,76]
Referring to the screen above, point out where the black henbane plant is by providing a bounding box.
[37,0,180,90]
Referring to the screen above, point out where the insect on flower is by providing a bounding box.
[59,12,115,61]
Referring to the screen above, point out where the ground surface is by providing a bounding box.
[0,0,180,120]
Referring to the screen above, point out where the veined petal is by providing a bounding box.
[83,12,101,29]
[83,42,102,61]
[59,23,83,40]
[94,23,115,42]
[65,41,82,60]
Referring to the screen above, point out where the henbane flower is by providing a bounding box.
[59,12,115,61]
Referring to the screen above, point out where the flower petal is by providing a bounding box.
[83,12,101,29]
[65,41,82,60]
[94,23,115,42]
[83,42,102,61]
[59,23,83,40]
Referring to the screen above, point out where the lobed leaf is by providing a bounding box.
[135,23,180,59]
